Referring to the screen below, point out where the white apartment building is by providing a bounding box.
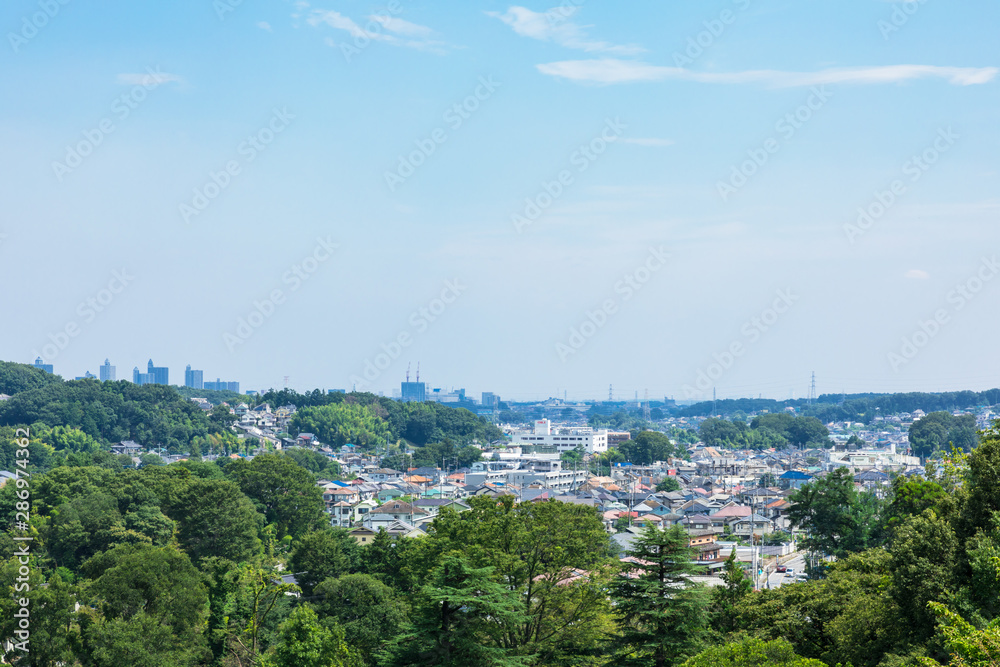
[511,419,609,454]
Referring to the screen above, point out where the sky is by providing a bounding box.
[2,0,999,403]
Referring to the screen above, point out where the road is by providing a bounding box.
[761,551,806,589]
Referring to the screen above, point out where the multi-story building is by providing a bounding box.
[511,418,609,454]
[204,379,239,392]
[401,381,426,402]
[134,359,168,386]
[99,359,116,381]
[482,392,500,409]
[184,365,204,389]
[32,357,53,374]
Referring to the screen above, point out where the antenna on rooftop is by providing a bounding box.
[416,362,420,383]
[406,363,411,383]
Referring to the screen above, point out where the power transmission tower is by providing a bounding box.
[810,371,816,404]
[643,389,650,421]
[609,384,613,402]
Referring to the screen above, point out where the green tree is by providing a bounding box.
[609,524,710,667]
[268,604,361,667]
[909,411,978,458]
[888,510,958,644]
[620,431,675,465]
[655,476,682,493]
[713,550,753,634]
[289,528,360,596]
[226,453,326,539]
[681,637,826,667]
[424,497,614,663]
[788,467,879,558]
[210,404,237,429]
[315,573,410,665]
[379,554,527,667]
[174,478,262,563]
[83,543,210,663]
[786,417,830,448]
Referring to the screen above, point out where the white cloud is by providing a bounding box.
[623,138,675,147]
[307,9,449,53]
[905,269,931,279]
[257,21,272,32]
[536,59,999,87]
[368,14,433,37]
[487,6,644,55]
[116,71,184,87]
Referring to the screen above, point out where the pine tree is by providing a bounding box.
[712,549,753,634]
[609,524,710,667]
[379,554,528,667]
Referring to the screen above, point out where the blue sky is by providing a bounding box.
[2,0,998,402]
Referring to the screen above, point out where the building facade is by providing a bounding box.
[510,419,609,454]
[99,359,116,381]
[184,365,204,389]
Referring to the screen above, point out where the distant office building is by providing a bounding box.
[328,389,346,394]
[482,392,500,409]
[75,371,97,380]
[32,357,53,374]
[133,359,168,386]
[99,359,116,381]
[204,379,239,393]
[185,365,204,389]
[148,360,168,385]
[401,381,426,402]
[511,418,609,454]
[428,387,465,403]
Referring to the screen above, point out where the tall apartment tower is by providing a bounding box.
[185,365,204,389]
[99,359,116,381]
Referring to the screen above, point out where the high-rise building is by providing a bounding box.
[133,359,168,385]
[75,371,97,380]
[401,381,426,402]
[99,359,116,381]
[204,379,239,393]
[185,365,204,389]
[32,357,53,373]
[133,367,154,385]
[482,392,499,409]
[146,359,168,385]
